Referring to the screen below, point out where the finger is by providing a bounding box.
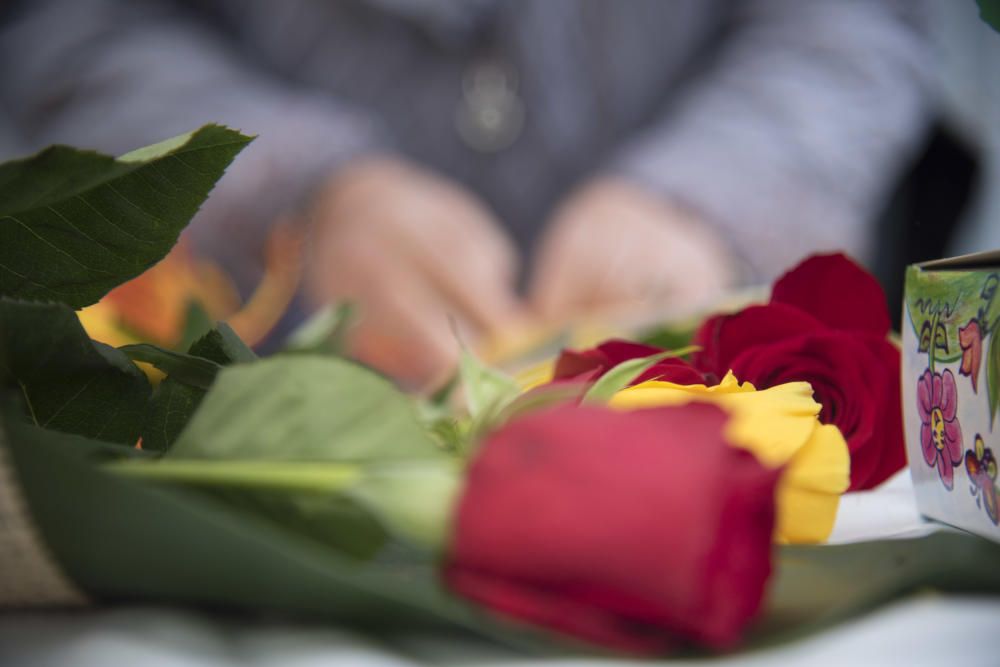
[417,241,525,335]
[529,214,605,323]
[386,204,527,335]
[309,231,463,388]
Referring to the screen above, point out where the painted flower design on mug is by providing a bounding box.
[958,319,983,393]
[917,368,963,490]
[965,434,998,525]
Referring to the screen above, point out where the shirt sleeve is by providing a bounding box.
[0,0,390,292]
[611,0,934,282]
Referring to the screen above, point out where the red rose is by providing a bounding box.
[692,253,904,491]
[552,338,707,385]
[444,403,779,653]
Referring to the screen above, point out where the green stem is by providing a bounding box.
[106,459,362,493]
[929,313,937,374]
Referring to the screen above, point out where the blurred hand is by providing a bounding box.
[529,179,737,326]
[303,157,523,389]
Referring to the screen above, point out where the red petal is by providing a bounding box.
[770,253,890,336]
[445,404,777,651]
[691,304,825,378]
[725,331,901,491]
[856,337,905,489]
[552,348,609,381]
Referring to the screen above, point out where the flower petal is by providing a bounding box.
[691,304,825,379]
[772,423,849,542]
[770,253,890,335]
[958,320,982,393]
[917,370,934,422]
[856,337,906,490]
[782,423,852,495]
[939,370,958,422]
[938,453,955,489]
[611,377,823,471]
[445,403,778,652]
[920,423,936,466]
[944,419,964,465]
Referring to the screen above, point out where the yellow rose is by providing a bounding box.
[609,372,849,544]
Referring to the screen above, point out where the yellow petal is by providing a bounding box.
[775,484,841,544]
[610,373,850,544]
[514,359,556,391]
[774,424,849,543]
[783,423,852,496]
[77,301,138,348]
[720,383,821,467]
[610,375,820,467]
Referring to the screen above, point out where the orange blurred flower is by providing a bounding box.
[78,223,303,350]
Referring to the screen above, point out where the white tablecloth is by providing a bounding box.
[2,473,999,667]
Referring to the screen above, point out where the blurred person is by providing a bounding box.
[0,0,933,387]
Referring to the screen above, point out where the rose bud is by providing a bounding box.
[444,403,779,654]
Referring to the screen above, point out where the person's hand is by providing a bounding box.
[529,178,737,326]
[303,157,524,389]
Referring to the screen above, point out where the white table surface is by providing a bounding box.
[2,473,999,667]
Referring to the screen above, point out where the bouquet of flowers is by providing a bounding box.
[2,126,998,657]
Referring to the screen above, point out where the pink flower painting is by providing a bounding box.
[918,369,964,490]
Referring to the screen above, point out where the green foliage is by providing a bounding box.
[8,410,1000,655]
[582,350,693,404]
[0,299,150,444]
[169,356,443,462]
[4,415,527,646]
[425,416,471,455]
[637,321,698,353]
[121,344,222,390]
[0,125,252,309]
[140,323,258,452]
[176,300,215,352]
[493,383,586,424]
[904,267,999,365]
[283,302,356,355]
[189,322,258,364]
[459,348,521,420]
[111,456,461,554]
[141,379,204,453]
[979,0,1000,32]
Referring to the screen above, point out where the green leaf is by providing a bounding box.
[120,344,222,390]
[109,457,461,554]
[979,0,1000,32]
[0,299,149,444]
[138,324,256,452]
[188,322,257,364]
[2,414,558,654]
[140,379,205,453]
[0,125,253,309]
[107,458,388,558]
[460,349,521,419]
[493,383,586,424]
[176,300,214,353]
[636,320,699,352]
[7,407,1000,656]
[169,356,444,462]
[581,350,695,404]
[338,460,461,552]
[425,416,470,455]
[283,302,356,355]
